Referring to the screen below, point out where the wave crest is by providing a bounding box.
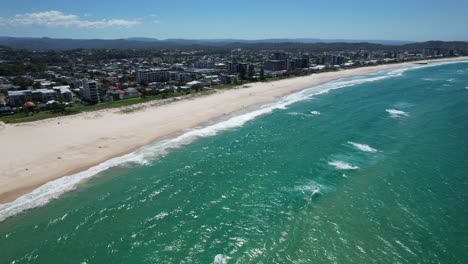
[386,109,409,118]
[328,161,359,170]
[347,141,378,153]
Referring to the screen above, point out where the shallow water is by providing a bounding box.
[1,62,467,263]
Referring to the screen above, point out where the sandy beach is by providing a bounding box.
[1,57,467,204]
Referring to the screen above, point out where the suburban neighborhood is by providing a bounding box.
[0,42,464,120]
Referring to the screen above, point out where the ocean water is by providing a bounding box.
[1,62,467,263]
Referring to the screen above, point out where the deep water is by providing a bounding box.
[1,62,467,263]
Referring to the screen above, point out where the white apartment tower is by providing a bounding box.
[82,79,100,104]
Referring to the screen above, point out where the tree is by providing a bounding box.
[13,76,33,89]
[33,82,41,89]
[248,65,255,80]
[260,67,265,81]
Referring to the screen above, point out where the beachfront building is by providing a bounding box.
[33,89,58,102]
[102,88,140,102]
[136,69,171,83]
[53,85,74,103]
[226,62,248,74]
[102,90,121,102]
[7,90,32,107]
[186,81,203,89]
[315,57,326,65]
[264,60,287,71]
[120,88,139,100]
[81,79,100,104]
[293,57,310,68]
[7,89,63,107]
[331,55,345,65]
[177,72,196,83]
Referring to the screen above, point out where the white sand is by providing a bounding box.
[1,57,466,203]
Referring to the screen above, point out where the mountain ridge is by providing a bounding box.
[0,36,467,51]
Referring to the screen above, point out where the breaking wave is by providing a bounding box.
[347,141,378,153]
[288,110,321,117]
[1,60,465,222]
[328,161,359,170]
[386,109,409,118]
[287,112,312,117]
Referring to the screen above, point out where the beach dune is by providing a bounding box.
[0,57,466,204]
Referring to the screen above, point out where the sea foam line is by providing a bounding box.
[0,60,465,222]
[347,141,378,153]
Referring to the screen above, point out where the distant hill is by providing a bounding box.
[128,37,412,46]
[0,36,413,50]
[399,41,468,51]
[0,37,178,50]
[0,36,467,52]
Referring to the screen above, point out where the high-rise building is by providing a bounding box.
[82,79,100,104]
[264,60,287,71]
[136,69,171,83]
[293,58,310,68]
[331,56,345,65]
[273,52,287,61]
[315,57,325,65]
[193,61,215,69]
[226,62,248,74]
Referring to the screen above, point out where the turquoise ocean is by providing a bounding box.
[1,61,467,263]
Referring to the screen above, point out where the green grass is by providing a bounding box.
[69,95,165,113]
[0,94,172,123]
[0,90,209,124]
[0,110,80,123]
[213,83,239,89]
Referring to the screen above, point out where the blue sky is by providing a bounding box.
[0,0,467,41]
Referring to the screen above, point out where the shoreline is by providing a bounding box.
[1,57,467,207]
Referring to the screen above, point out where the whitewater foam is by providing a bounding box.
[295,184,321,196]
[287,112,311,117]
[1,60,465,222]
[328,161,359,170]
[386,109,409,118]
[347,141,378,153]
[288,110,321,117]
[214,254,228,264]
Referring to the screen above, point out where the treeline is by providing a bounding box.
[0,62,46,76]
[0,47,227,63]
[1,37,468,53]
